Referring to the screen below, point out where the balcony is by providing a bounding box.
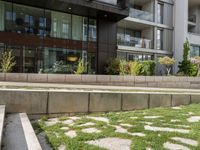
[96,0,117,5]
[117,34,152,49]
[129,8,154,22]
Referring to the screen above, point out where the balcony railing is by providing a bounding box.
[129,8,154,22]
[117,34,152,49]
[96,0,117,5]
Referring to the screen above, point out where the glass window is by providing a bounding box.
[157,3,164,24]
[89,19,97,42]
[72,15,83,41]
[9,4,45,36]
[5,2,13,32]
[43,47,86,74]
[50,11,71,39]
[157,29,163,50]
[190,45,200,57]
[0,1,5,31]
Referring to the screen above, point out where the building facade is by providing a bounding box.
[0,0,200,74]
[117,0,200,74]
[0,0,129,74]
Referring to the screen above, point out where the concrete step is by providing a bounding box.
[2,113,42,150]
[0,105,5,150]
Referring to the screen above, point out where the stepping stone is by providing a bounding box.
[170,119,180,123]
[144,122,153,125]
[86,137,131,150]
[68,117,80,121]
[129,133,145,137]
[87,117,109,123]
[172,107,182,110]
[64,130,77,138]
[113,125,128,134]
[188,112,194,115]
[45,118,60,126]
[62,120,74,125]
[171,137,198,146]
[130,117,138,119]
[82,128,101,133]
[120,124,133,127]
[144,125,190,134]
[60,127,69,130]
[187,116,200,122]
[144,116,162,119]
[163,142,190,150]
[58,145,66,150]
[78,122,95,127]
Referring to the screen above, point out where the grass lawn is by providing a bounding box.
[33,104,200,150]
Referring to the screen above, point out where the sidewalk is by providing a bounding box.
[0,81,199,94]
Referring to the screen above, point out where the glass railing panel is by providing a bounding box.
[117,34,152,49]
[129,8,153,22]
[96,0,117,5]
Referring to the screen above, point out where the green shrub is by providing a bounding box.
[178,39,198,76]
[0,50,16,73]
[140,61,156,76]
[74,58,86,75]
[105,59,120,75]
[106,59,155,76]
[128,61,143,76]
[178,60,197,76]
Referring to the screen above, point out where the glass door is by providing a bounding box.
[23,46,37,73]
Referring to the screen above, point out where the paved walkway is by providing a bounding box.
[0,81,200,94]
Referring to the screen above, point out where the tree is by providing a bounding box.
[178,39,198,76]
[159,56,175,76]
[0,50,16,73]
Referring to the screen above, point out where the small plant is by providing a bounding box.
[128,61,143,76]
[159,56,175,76]
[140,61,156,76]
[74,58,85,75]
[191,56,200,76]
[178,39,198,76]
[105,59,120,75]
[0,50,16,73]
[119,59,127,75]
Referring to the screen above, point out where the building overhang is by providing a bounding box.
[3,0,129,21]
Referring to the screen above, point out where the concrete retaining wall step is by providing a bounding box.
[0,105,5,150]
[2,113,42,150]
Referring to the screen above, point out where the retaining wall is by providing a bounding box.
[0,73,200,89]
[0,89,200,117]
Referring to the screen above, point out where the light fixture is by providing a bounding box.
[68,7,72,10]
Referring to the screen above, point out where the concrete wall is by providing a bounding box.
[0,89,199,117]
[1,73,200,89]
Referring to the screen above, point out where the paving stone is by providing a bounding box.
[78,122,96,127]
[82,128,101,133]
[144,125,190,134]
[130,133,145,137]
[58,145,66,150]
[187,116,200,122]
[62,120,74,125]
[120,124,133,127]
[86,138,132,150]
[64,130,77,138]
[172,107,182,110]
[60,127,69,131]
[113,125,128,134]
[87,116,109,123]
[171,137,198,146]
[68,116,80,120]
[163,142,190,150]
[144,116,162,119]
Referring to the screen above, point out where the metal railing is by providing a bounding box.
[129,8,154,22]
[117,34,152,49]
